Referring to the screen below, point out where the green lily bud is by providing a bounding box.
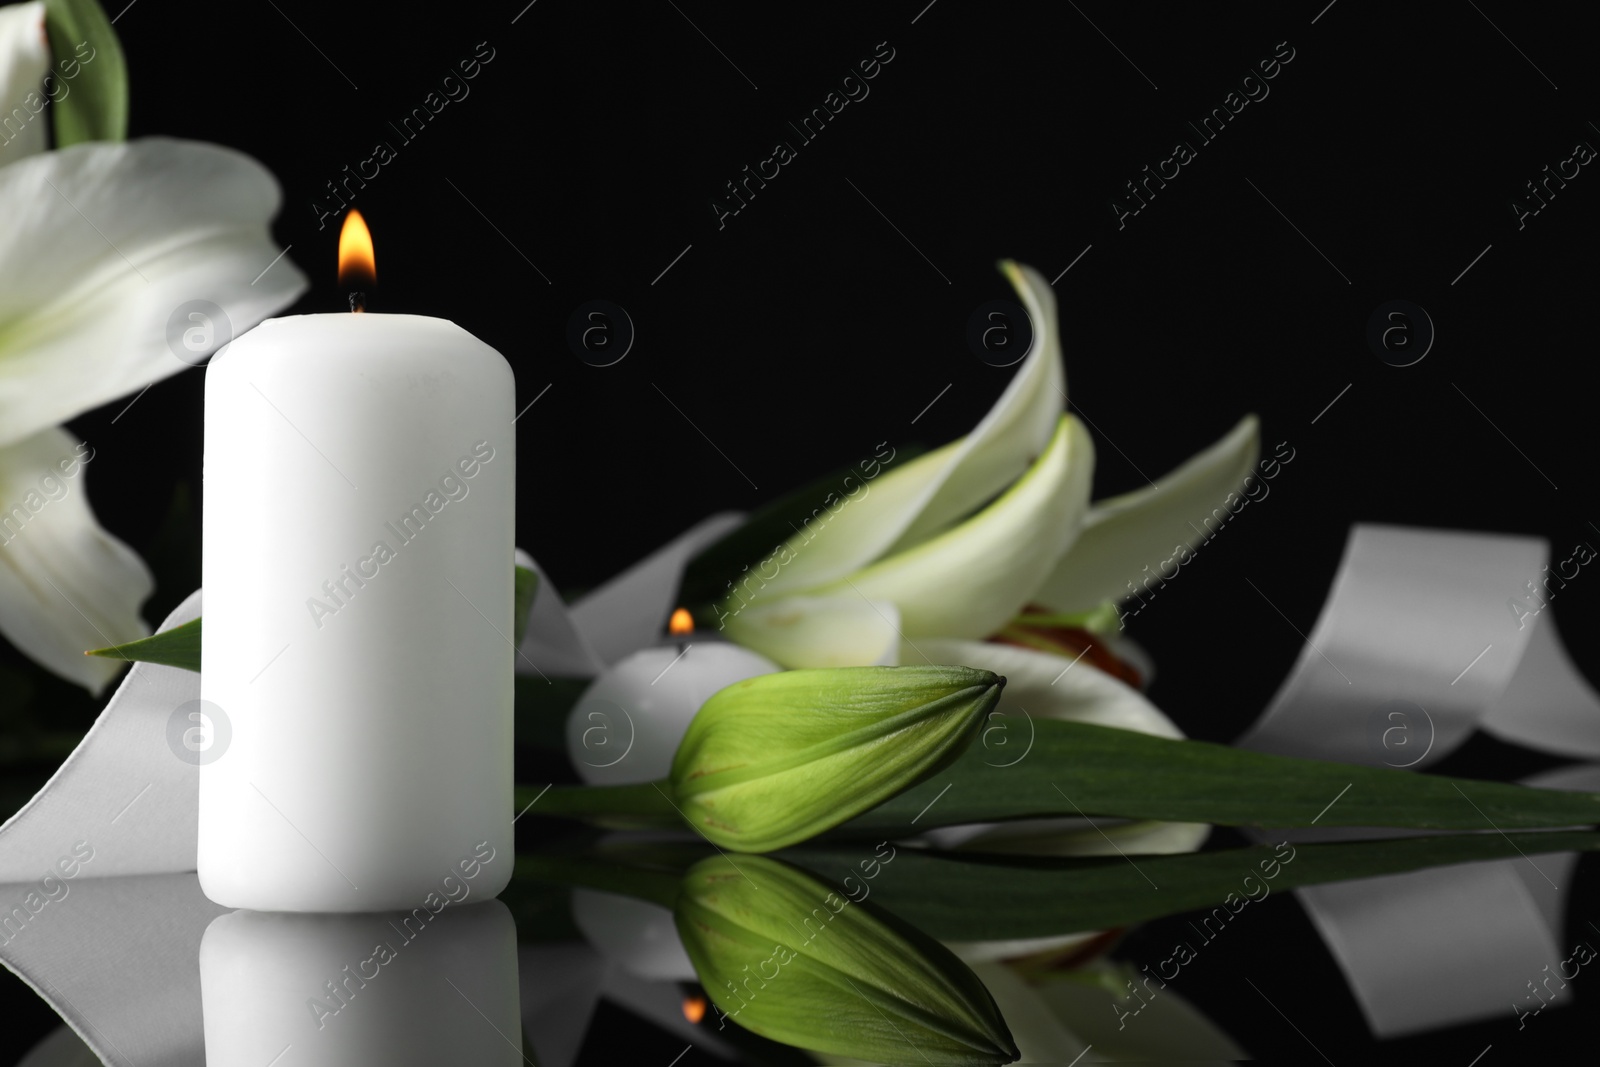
[671,666,1004,852]
[676,854,1019,1065]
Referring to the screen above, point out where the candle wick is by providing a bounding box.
[349,292,366,314]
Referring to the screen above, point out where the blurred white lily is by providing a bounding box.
[722,261,1092,667]
[0,0,49,165]
[718,259,1260,668]
[0,1,306,692]
[1034,413,1261,617]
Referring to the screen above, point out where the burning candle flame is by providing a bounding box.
[668,607,694,637]
[338,210,377,295]
[682,994,706,1024]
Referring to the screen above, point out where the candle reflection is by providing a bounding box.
[200,899,521,1065]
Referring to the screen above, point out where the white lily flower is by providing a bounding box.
[0,2,49,166]
[0,427,152,692]
[1015,958,1247,1062]
[1035,413,1262,615]
[723,261,1094,668]
[913,637,1184,740]
[0,8,306,691]
[717,257,1259,668]
[0,135,307,444]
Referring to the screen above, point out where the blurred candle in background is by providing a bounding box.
[567,608,778,783]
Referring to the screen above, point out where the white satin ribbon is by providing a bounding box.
[511,513,744,679]
[1238,523,1600,1037]
[0,872,221,1066]
[0,592,203,882]
[564,512,745,668]
[513,550,606,679]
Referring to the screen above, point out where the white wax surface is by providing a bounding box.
[200,314,515,911]
[566,641,778,784]
[200,899,521,1065]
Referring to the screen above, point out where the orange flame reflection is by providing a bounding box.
[668,608,694,637]
[682,995,706,1024]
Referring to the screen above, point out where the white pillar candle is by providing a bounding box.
[200,312,515,911]
[567,625,778,785]
[200,898,521,1065]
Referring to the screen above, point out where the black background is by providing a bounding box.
[4,0,1598,1061]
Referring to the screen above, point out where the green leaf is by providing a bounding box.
[86,617,199,672]
[527,714,1600,844]
[514,849,682,910]
[521,780,679,830]
[513,564,538,648]
[678,445,926,616]
[847,719,1600,834]
[43,0,128,146]
[784,832,1600,941]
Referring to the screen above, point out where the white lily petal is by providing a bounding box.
[749,438,960,601]
[887,260,1067,552]
[722,592,901,668]
[1031,960,1248,1062]
[0,2,49,168]
[0,427,151,692]
[0,137,308,447]
[749,261,1064,599]
[914,638,1206,864]
[1037,414,1260,614]
[914,637,1181,738]
[962,817,1212,859]
[945,931,1102,965]
[824,417,1092,641]
[969,961,1090,1062]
